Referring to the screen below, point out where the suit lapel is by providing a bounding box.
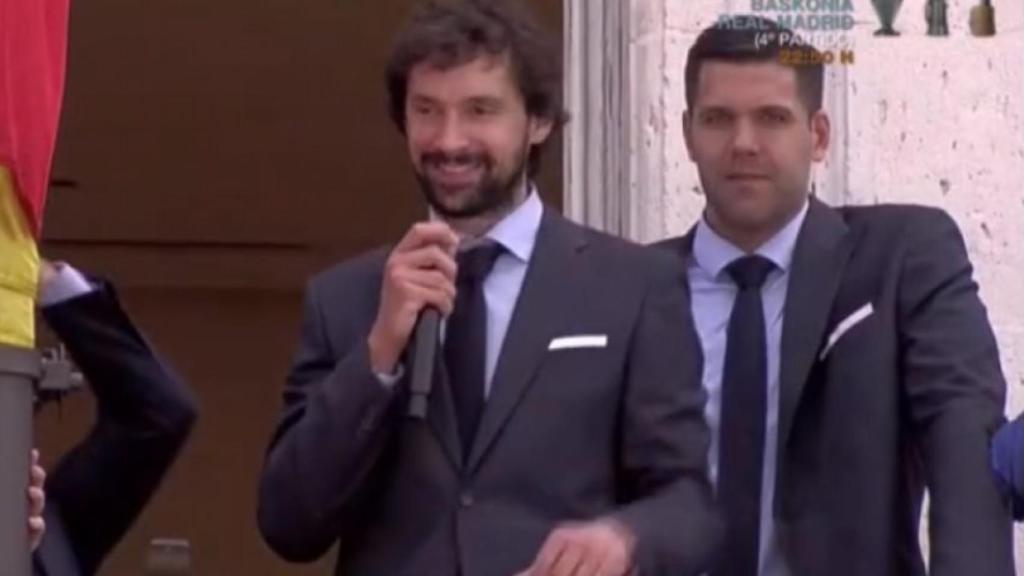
[656,226,697,302]
[467,210,587,472]
[777,198,854,452]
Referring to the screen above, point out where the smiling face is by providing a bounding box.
[404,53,552,225]
[684,60,830,250]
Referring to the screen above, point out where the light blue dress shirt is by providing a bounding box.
[38,263,95,307]
[478,190,541,396]
[688,201,808,576]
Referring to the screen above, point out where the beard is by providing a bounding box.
[415,139,530,220]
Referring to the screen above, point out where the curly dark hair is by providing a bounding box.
[385,0,568,176]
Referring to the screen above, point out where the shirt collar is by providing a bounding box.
[483,186,542,263]
[693,199,809,279]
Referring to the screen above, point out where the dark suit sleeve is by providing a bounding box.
[257,278,404,563]
[40,286,198,575]
[610,254,722,576]
[898,209,1013,575]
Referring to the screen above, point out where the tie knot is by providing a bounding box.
[456,241,504,284]
[726,255,775,290]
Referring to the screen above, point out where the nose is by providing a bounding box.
[731,117,760,156]
[432,112,470,154]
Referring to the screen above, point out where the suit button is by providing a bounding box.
[459,492,475,507]
[358,412,376,435]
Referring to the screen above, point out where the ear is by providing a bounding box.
[528,115,554,146]
[810,110,831,163]
[682,110,696,161]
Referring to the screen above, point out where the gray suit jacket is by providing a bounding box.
[258,208,721,576]
[655,198,1013,576]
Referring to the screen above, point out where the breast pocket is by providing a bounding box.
[819,303,876,362]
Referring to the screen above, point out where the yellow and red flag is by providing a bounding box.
[0,0,71,346]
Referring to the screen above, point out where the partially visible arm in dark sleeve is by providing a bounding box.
[898,209,1013,576]
[41,284,197,574]
[257,277,407,563]
[611,253,722,576]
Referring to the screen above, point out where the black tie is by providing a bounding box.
[445,242,504,457]
[715,255,775,576]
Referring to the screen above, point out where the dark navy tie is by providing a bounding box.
[715,254,775,576]
[444,242,504,457]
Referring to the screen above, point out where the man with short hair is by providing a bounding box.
[654,15,1013,576]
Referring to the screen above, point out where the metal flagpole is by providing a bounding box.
[0,344,40,576]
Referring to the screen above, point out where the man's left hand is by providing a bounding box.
[28,449,46,551]
[515,519,635,576]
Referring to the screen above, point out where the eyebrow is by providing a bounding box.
[408,94,440,105]
[407,94,507,109]
[695,104,796,116]
[756,105,795,115]
[465,96,504,107]
[695,106,734,117]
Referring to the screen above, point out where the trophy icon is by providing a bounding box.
[926,0,949,35]
[970,0,997,36]
[871,0,905,35]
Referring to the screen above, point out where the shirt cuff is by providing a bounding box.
[374,364,406,389]
[39,263,96,307]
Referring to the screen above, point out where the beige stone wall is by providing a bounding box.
[625,0,1024,565]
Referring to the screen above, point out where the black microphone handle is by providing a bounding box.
[407,307,440,418]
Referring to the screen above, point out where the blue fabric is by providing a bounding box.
[991,414,1024,520]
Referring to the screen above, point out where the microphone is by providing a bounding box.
[405,233,480,418]
[407,307,441,418]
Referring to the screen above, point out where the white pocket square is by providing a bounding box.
[548,334,608,351]
[819,303,874,361]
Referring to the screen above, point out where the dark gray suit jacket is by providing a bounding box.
[655,198,1013,576]
[258,209,721,576]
